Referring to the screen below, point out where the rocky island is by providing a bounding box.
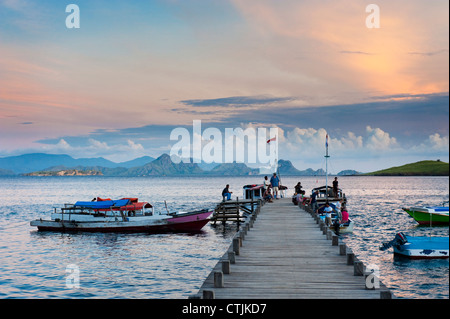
[24,169,103,177]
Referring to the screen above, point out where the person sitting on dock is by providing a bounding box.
[222,184,232,201]
[293,183,304,205]
[263,186,274,203]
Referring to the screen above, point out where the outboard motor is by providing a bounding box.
[379,232,408,251]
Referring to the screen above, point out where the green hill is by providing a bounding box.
[365,160,449,176]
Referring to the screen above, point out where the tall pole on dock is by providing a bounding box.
[325,134,330,201]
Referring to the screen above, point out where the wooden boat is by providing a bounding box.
[30,197,212,233]
[380,232,449,259]
[312,185,347,205]
[243,184,265,200]
[402,206,449,225]
[317,202,355,234]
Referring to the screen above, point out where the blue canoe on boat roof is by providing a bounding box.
[74,199,131,209]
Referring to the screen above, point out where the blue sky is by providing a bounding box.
[0,0,448,172]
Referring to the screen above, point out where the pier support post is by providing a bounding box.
[346,249,355,265]
[354,260,364,276]
[222,260,231,274]
[214,271,224,288]
[380,290,393,299]
[228,251,235,264]
[203,290,215,299]
[233,238,240,255]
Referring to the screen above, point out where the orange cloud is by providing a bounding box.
[231,0,449,98]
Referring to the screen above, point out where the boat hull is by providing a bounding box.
[319,215,354,233]
[31,211,212,233]
[393,236,449,259]
[403,207,449,225]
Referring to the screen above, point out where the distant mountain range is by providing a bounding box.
[0,153,348,177]
[1,152,445,177]
[0,153,155,175]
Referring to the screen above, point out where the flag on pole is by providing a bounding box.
[325,134,328,148]
[267,136,277,144]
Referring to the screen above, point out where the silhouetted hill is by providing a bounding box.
[365,160,449,176]
[125,154,204,176]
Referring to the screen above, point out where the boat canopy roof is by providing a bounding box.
[73,198,153,210]
[312,185,342,192]
[74,199,131,209]
[243,184,264,190]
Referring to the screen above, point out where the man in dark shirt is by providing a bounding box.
[310,190,319,213]
[222,184,232,201]
[270,173,280,199]
[332,177,339,198]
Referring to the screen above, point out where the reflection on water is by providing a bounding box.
[0,176,448,299]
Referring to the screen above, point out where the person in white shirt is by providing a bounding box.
[323,202,333,226]
[264,176,271,188]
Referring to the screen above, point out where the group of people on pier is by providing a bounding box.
[292,177,349,227]
[221,173,285,203]
[262,173,283,202]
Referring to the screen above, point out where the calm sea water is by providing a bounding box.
[0,176,448,299]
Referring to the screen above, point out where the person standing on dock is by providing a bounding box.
[222,184,232,201]
[264,176,271,189]
[310,190,319,213]
[294,182,303,194]
[323,202,333,226]
[270,173,280,199]
[332,177,339,198]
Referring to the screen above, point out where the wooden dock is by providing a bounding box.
[210,198,262,226]
[194,198,393,299]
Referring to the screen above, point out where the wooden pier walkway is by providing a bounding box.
[194,198,393,299]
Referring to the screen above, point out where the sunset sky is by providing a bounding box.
[0,0,448,172]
